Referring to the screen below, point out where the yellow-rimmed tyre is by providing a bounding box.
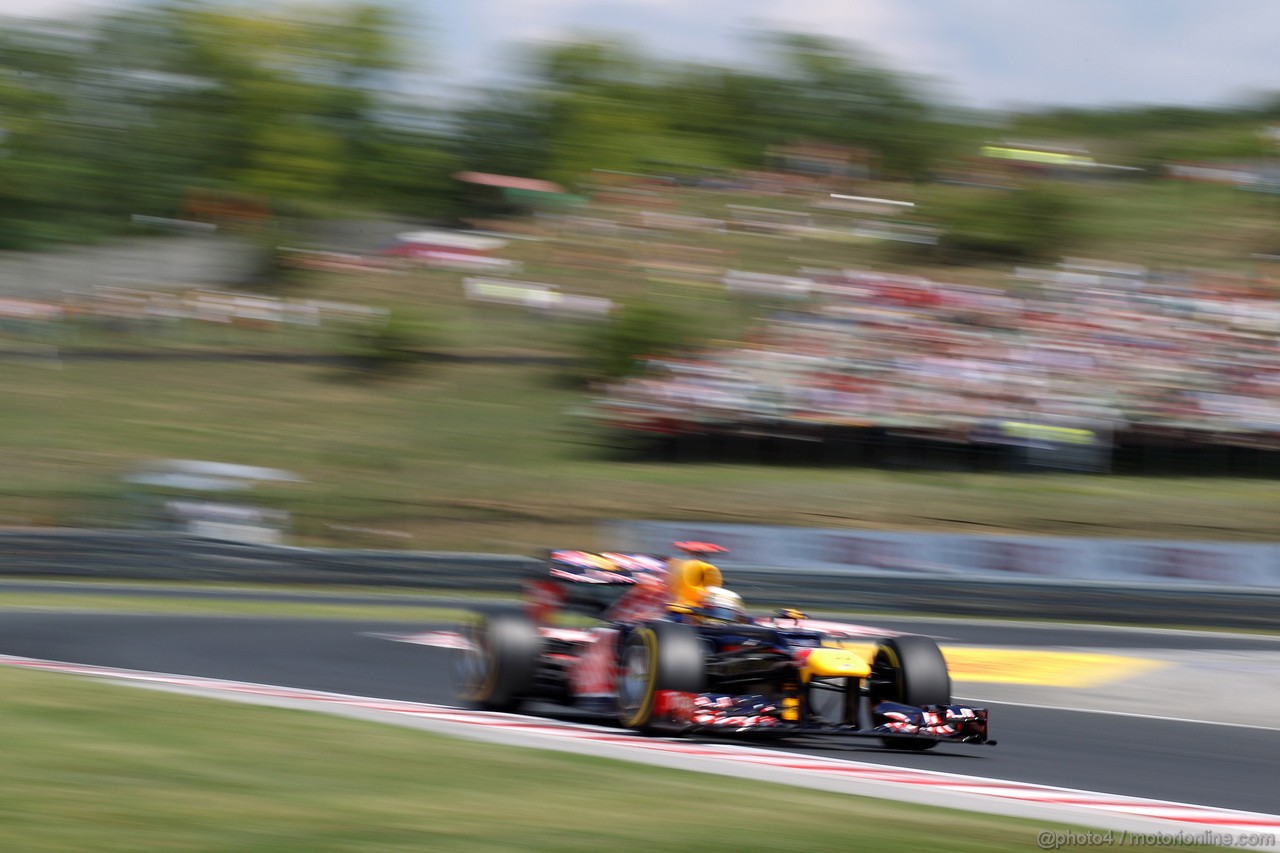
[454,609,541,712]
[617,621,704,735]
[869,634,952,751]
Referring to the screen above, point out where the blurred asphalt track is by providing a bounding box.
[0,591,1277,816]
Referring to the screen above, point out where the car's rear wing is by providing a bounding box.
[529,550,669,619]
[544,550,667,582]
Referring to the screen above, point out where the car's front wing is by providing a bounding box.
[653,690,996,745]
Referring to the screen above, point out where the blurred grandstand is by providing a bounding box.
[586,261,1280,475]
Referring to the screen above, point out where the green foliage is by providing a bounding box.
[453,89,557,180]
[1131,126,1275,165]
[658,67,774,168]
[580,300,695,380]
[756,33,944,179]
[0,2,1277,256]
[455,33,949,186]
[0,1,424,246]
[534,37,646,93]
[353,126,463,220]
[545,97,731,188]
[1011,103,1263,140]
[236,122,346,200]
[1006,103,1279,168]
[335,308,435,376]
[0,23,112,249]
[932,184,1085,264]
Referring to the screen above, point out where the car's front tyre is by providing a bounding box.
[869,634,952,750]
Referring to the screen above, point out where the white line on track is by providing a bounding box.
[955,696,1280,733]
[837,613,1280,642]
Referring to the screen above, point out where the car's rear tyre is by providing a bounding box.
[454,609,541,713]
[870,634,951,751]
[617,620,704,735]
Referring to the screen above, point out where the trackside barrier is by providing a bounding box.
[605,521,1280,588]
[1,530,1278,630]
[0,530,532,592]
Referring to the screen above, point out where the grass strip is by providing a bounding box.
[1,665,1211,852]
[3,359,1279,551]
[0,592,472,623]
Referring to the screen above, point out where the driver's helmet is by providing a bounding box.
[702,586,746,623]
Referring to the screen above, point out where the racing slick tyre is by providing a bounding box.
[454,609,541,713]
[869,634,951,751]
[617,620,704,735]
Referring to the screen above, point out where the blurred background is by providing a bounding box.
[1,0,1277,552]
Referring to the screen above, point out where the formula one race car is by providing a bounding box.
[454,545,994,749]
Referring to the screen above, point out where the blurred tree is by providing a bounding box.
[3,5,1274,255]
[453,89,557,179]
[756,33,944,180]
[580,299,695,380]
[353,124,462,220]
[484,38,744,188]
[453,33,948,187]
[533,38,668,187]
[237,121,346,200]
[1007,100,1280,167]
[933,183,1084,263]
[658,65,777,168]
[335,307,432,377]
[161,1,404,200]
[0,1,454,247]
[544,94,728,186]
[536,37,645,94]
[454,52,773,186]
[0,21,104,247]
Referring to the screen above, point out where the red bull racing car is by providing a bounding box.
[454,545,994,749]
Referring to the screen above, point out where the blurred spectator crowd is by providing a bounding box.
[591,263,1280,456]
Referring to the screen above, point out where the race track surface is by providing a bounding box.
[1,608,1277,817]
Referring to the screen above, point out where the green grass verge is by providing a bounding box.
[3,359,1278,551]
[0,591,473,622]
[2,664,1190,852]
